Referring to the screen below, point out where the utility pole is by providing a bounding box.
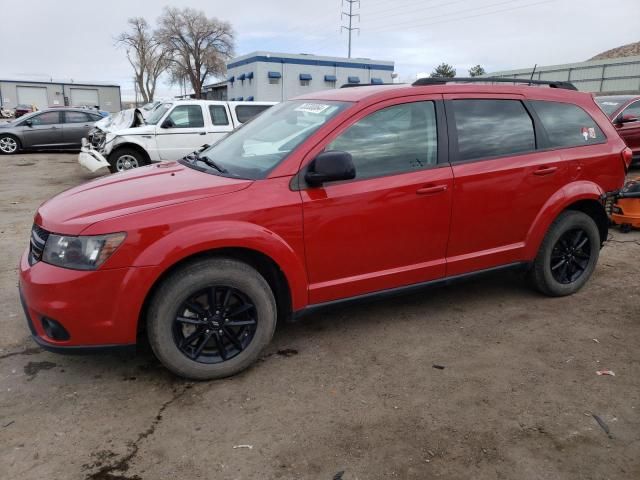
[341,0,360,58]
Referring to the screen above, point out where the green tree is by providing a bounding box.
[430,63,456,78]
[468,65,486,77]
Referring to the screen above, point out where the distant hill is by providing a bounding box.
[590,41,640,61]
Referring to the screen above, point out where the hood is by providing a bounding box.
[35,162,251,234]
[94,108,145,133]
[109,124,156,137]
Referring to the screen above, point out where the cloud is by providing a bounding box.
[2,0,638,101]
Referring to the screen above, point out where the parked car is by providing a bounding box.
[79,100,276,173]
[14,104,35,118]
[0,108,103,154]
[595,95,640,166]
[20,79,631,379]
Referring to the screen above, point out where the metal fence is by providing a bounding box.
[488,56,640,95]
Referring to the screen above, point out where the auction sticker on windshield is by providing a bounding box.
[295,103,332,114]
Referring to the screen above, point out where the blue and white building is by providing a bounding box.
[226,51,395,102]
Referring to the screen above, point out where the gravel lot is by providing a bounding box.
[1,152,639,480]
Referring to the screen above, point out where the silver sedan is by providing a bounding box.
[0,108,104,154]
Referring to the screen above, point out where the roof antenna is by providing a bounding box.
[528,64,537,85]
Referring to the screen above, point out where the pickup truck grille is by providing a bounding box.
[29,224,50,266]
[87,128,106,148]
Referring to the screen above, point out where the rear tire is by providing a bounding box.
[0,134,20,154]
[529,211,600,297]
[108,148,146,173]
[147,258,277,380]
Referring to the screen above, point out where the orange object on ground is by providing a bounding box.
[610,178,640,231]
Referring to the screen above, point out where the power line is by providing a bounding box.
[341,0,360,58]
[365,0,542,30]
[362,0,449,20]
[364,0,555,34]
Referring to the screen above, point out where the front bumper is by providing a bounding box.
[19,249,159,351]
[79,140,110,172]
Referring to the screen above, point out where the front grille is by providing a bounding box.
[29,224,50,266]
[88,128,106,148]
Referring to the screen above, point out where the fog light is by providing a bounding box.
[41,317,70,341]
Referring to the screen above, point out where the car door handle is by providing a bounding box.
[199,132,206,135]
[533,166,558,176]
[416,185,448,195]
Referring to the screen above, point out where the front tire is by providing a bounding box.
[529,210,600,297]
[108,148,146,173]
[147,258,277,380]
[0,134,20,154]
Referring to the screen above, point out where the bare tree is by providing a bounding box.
[116,17,168,103]
[156,7,234,99]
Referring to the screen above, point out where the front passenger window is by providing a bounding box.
[165,105,204,128]
[29,112,60,126]
[327,101,438,180]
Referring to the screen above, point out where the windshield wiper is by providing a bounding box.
[196,154,228,174]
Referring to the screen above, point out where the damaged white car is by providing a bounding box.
[79,100,275,173]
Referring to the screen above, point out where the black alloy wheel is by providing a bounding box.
[173,286,258,364]
[549,228,591,284]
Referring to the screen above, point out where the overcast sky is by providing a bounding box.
[2,0,638,101]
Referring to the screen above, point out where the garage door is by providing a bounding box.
[17,86,48,109]
[70,88,99,107]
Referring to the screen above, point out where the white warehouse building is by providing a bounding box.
[226,51,395,102]
[0,79,122,113]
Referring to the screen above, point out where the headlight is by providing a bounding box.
[42,233,126,270]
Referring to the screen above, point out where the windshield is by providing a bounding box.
[595,97,629,117]
[146,103,172,125]
[9,110,40,124]
[141,101,160,111]
[184,100,349,179]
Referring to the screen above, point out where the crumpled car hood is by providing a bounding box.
[35,162,251,234]
[94,108,145,133]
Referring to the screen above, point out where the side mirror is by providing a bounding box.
[161,118,175,129]
[305,150,355,187]
[618,114,639,124]
[24,119,33,127]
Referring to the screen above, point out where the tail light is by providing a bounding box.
[622,147,633,172]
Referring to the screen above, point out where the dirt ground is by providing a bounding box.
[0,152,639,480]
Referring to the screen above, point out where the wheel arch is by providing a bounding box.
[108,142,151,165]
[137,247,294,336]
[564,199,609,245]
[524,181,607,258]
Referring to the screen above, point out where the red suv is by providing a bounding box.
[19,79,631,379]
[595,95,640,166]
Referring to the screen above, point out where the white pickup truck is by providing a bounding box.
[79,100,275,173]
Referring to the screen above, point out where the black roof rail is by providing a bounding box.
[411,77,578,91]
[340,83,400,88]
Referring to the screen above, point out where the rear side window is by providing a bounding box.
[209,105,229,126]
[166,105,204,128]
[531,100,605,148]
[64,111,92,123]
[328,101,438,180]
[452,99,535,162]
[235,105,271,124]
